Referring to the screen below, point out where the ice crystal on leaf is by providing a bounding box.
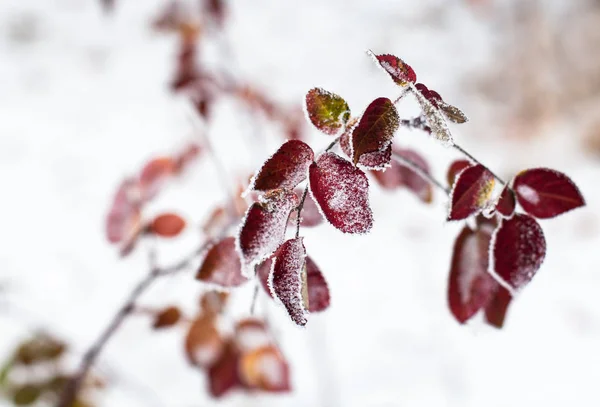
[309,152,373,234]
[249,140,314,192]
[197,237,248,287]
[448,164,495,221]
[236,189,299,274]
[340,130,391,170]
[367,50,417,86]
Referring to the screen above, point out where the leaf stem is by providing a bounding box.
[453,144,508,187]
[390,151,450,195]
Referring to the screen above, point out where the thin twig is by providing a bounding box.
[250,277,260,315]
[295,186,309,238]
[391,151,450,195]
[453,144,508,187]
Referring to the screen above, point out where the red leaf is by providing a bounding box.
[139,157,176,201]
[372,148,433,203]
[448,165,495,221]
[340,130,391,170]
[150,213,186,237]
[495,185,516,218]
[484,286,513,329]
[447,224,498,323]
[257,257,274,299]
[305,256,330,312]
[271,237,309,326]
[351,98,399,164]
[513,168,585,219]
[250,140,314,192]
[309,152,373,234]
[367,51,417,86]
[197,237,248,287]
[239,345,291,393]
[152,306,182,329]
[305,88,350,135]
[207,341,242,398]
[236,189,299,271]
[492,214,546,290]
[446,160,472,188]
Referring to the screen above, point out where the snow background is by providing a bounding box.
[1,0,599,406]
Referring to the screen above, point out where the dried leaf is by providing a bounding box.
[309,152,373,234]
[438,100,468,124]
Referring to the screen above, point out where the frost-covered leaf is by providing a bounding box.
[288,189,323,227]
[239,346,291,393]
[372,148,433,203]
[185,314,223,368]
[438,101,468,124]
[305,88,350,135]
[257,258,274,298]
[271,237,309,326]
[197,237,248,287]
[236,189,299,272]
[351,98,399,164]
[492,214,546,290]
[447,224,497,324]
[448,165,495,221]
[484,286,513,329]
[139,157,176,201]
[149,213,186,237]
[446,159,471,187]
[412,87,453,145]
[495,185,516,218]
[152,306,182,329]
[340,130,391,170]
[414,83,442,107]
[250,140,314,192]
[513,168,585,219]
[309,152,373,234]
[207,341,242,398]
[367,50,417,86]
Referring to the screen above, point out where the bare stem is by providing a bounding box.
[453,144,508,187]
[250,276,260,315]
[391,151,450,195]
[295,186,309,238]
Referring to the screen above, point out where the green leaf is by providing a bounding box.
[305,88,350,135]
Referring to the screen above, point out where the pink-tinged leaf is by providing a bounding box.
[495,185,516,218]
[139,157,176,201]
[372,148,433,203]
[250,140,314,192]
[197,237,248,287]
[207,341,242,398]
[106,178,142,244]
[492,214,546,290]
[513,168,585,219]
[367,51,417,86]
[271,238,309,326]
[351,98,399,164]
[309,152,373,234]
[236,189,299,272]
[414,83,442,107]
[448,165,495,221]
[305,88,350,135]
[305,256,330,312]
[438,101,468,124]
[239,345,291,393]
[447,224,498,323]
[174,143,202,173]
[484,286,513,329]
[234,318,272,353]
[257,258,274,298]
[340,130,391,170]
[447,160,472,187]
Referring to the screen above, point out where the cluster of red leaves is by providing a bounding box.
[149,292,291,398]
[105,143,201,255]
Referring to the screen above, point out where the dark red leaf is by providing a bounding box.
[446,160,472,188]
[257,257,274,299]
[207,341,242,398]
[367,51,417,86]
[484,286,513,329]
[250,140,314,192]
[153,306,182,329]
[271,238,309,326]
[351,98,399,164]
[372,148,433,203]
[236,189,299,271]
[447,224,498,323]
[309,152,373,234]
[340,130,391,170]
[448,164,495,221]
[305,88,350,135]
[513,168,585,219]
[495,185,516,218]
[150,213,186,237]
[197,237,248,287]
[492,214,546,290]
[305,257,330,313]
